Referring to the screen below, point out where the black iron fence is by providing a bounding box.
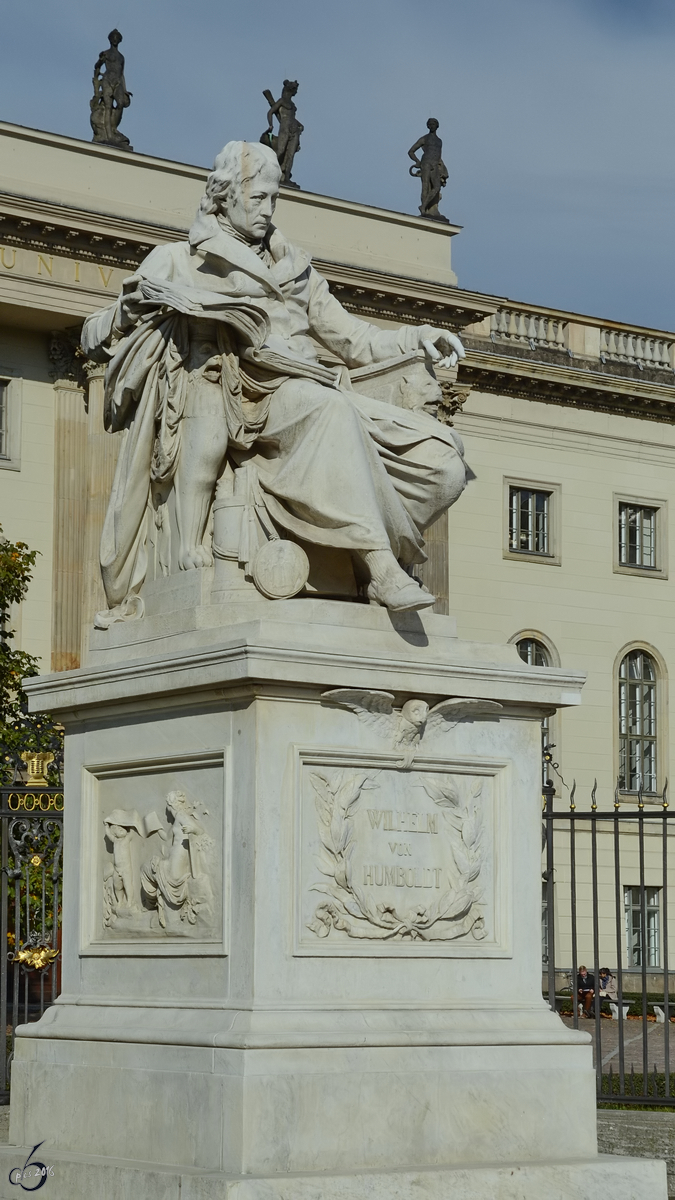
[0,762,63,1100]
[543,772,675,1106]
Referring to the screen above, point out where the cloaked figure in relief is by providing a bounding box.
[102,809,145,927]
[90,29,133,150]
[81,140,469,623]
[140,791,214,931]
[408,118,449,222]
[260,80,303,187]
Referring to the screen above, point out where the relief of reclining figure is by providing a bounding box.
[81,140,469,621]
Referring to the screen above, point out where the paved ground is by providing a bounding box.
[598,1110,675,1198]
[563,1014,675,1074]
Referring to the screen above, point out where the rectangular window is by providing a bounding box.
[619,503,657,569]
[624,886,660,967]
[0,381,7,458]
[509,487,551,555]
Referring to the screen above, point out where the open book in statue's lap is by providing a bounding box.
[82,140,468,624]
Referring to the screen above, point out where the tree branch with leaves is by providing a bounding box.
[0,526,62,784]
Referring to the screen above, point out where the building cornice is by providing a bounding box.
[460,348,675,423]
[0,191,497,329]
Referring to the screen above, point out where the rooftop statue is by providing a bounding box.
[81,141,468,625]
[260,80,303,187]
[90,29,133,151]
[408,118,449,222]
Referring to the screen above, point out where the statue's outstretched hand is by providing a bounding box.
[115,275,158,331]
[420,328,466,370]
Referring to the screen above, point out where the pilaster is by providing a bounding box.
[80,364,120,659]
[50,378,87,671]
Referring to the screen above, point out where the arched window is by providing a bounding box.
[618,649,657,794]
[516,638,552,786]
[516,637,550,668]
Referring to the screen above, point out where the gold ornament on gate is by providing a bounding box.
[20,751,54,785]
[11,942,59,971]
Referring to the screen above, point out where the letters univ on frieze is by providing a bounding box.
[294,749,512,957]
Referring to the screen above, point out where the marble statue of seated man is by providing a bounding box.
[81,140,468,617]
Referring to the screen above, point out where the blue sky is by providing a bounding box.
[2,0,674,329]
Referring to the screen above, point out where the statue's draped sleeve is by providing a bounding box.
[305,268,433,369]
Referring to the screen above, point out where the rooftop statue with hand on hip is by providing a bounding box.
[81,140,469,621]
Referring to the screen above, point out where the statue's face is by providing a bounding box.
[402,699,429,727]
[225,164,280,241]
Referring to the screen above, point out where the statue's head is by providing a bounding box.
[426,118,439,132]
[108,29,123,46]
[199,141,281,242]
[401,698,430,728]
[166,790,187,814]
[282,79,299,96]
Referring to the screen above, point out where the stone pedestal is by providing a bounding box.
[0,596,666,1199]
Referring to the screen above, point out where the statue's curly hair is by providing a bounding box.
[197,140,280,217]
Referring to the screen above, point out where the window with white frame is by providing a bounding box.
[619,502,658,570]
[509,487,551,556]
[624,886,660,968]
[618,649,657,794]
[541,881,549,966]
[0,381,7,459]
[516,637,549,668]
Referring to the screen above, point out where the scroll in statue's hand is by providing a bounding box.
[419,328,466,370]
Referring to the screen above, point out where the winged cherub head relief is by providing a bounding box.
[323,689,502,769]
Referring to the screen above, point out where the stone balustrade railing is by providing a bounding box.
[490,309,566,353]
[472,304,675,375]
[599,327,674,372]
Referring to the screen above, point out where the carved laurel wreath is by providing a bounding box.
[307,769,486,942]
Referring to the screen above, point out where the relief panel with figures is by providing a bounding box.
[81,752,226,956]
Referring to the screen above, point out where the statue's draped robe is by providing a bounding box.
[82,215,465,610]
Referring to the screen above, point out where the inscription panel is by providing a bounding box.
[81,751,227,956]
[295,748,511,957]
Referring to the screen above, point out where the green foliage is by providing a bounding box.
[0,526,62,783]
[599,1070,675,1110]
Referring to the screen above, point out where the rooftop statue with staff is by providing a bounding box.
[408,117,449,222]
[260,79,304,187]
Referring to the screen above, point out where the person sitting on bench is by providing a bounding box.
[598,967,617,1003]
[577,966,595,1017]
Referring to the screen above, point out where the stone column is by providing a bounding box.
[51,379,87,671]
[80,365,121,661]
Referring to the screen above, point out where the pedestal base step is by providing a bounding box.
[0,1150,666,1200]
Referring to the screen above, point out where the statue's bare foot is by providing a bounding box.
[359,550,435,612]
[178,548,202,570]
[179,544,213,570]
